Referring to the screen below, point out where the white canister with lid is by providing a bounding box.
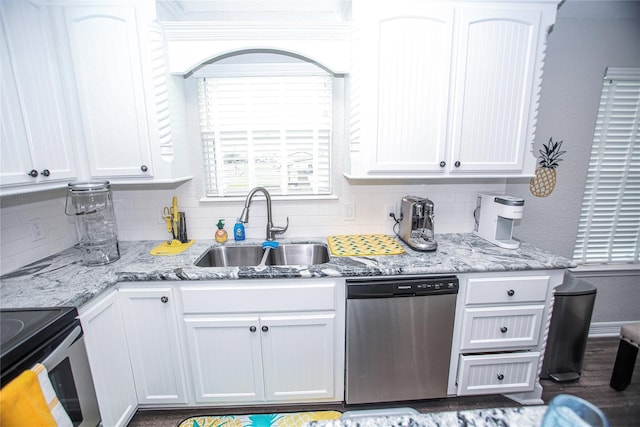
[65,181,120,265]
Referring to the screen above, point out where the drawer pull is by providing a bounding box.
[507,289,515,296]
[262,325,269,332]
[249,326,257,333]
[160,296,168,303]
[500,326,508,334]
[497,373,505,381]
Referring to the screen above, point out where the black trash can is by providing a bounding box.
[541,273,597,382]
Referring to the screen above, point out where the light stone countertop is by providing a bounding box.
[0,233,575,309]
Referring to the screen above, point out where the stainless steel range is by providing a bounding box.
[0,307,100,426]
[345,276,458,404]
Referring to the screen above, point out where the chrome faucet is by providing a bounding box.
[239,187,289,241]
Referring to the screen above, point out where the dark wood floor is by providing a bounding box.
[128,337,639,426]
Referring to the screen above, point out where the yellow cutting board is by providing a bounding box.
[327,234,405,256]
[150,240,195,256]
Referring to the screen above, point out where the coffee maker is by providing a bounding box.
[398,196,437,251]
[473,192,524,249]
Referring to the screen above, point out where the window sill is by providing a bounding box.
[570,263,640,278]
[199,194,339,203]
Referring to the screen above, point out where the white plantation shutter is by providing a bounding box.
[198,75,332,197]
[573,67,640,264]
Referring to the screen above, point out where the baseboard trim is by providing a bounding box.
[589,321,639,338]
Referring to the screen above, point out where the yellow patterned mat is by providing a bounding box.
[178,411,342,427]
[327,234,405,256]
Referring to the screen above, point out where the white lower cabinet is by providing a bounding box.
[185,313,336,403]
[78,289,137,427]
[261,314,335,401]
[457,352,540,396]
[449,271,564,403]
[119,287,188,405]
[460,305,545,351]
[180,279,345,405]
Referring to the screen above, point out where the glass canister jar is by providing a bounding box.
[65,181,120,265]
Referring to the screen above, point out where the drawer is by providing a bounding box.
[460,305,544,351]
[181,279,337,314]
[465,276,550,305]
[457,352,540,396]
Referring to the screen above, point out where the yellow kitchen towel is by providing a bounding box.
[327,234,405,256]
[0,369,57,427]
[32,363,74,427]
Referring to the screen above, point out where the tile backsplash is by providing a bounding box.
[1,180,506,275]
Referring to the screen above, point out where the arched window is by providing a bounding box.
[193,51,334,197]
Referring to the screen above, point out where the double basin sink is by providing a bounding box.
[195,243,330,267]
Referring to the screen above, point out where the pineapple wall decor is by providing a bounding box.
[530,137,566,197]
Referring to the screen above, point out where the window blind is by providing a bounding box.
[198,75,332,197]
[573,67,640,264]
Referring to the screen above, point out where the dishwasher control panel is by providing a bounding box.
[347,276,458,298]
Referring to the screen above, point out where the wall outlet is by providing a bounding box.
[29,218,46,241]
[385,204,397,222]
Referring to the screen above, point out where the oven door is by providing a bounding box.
[5,319,101,427]
[47,324,101,427]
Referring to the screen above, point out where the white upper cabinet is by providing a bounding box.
[0,1,77,194]
[449,7,543,175]
[61,5,154,179]
[347,0,559,179]
[57,3,191,183]
[351,2,454,174]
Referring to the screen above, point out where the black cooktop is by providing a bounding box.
[0,307,78,386]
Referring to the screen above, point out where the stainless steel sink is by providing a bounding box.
[195,243,330,267]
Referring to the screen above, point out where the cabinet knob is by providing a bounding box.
[454,161,461,167]
[439,161,446,167]
[500,326,508,334]
[249,326,257,333]
[261,325,269,332]
[28,169,39,177]
[140,165,148,172]
[160,296,168,303]
[507,289,515,296]
[497,373,504,381]
[41,169,50,177]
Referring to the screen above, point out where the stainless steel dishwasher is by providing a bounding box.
[345,276,459,404]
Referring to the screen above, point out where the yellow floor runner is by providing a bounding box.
[178,411,341,427]
[327,234,405,256]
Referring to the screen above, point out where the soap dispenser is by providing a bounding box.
[215,219,228,243]
[234,218,245,241]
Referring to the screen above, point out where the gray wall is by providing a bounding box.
[506,1,640,329]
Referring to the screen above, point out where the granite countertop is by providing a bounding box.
[0,233,575,309]
[305,406,548,427]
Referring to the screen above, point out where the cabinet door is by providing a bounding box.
[353,2,454,173]
[184,316,265,403]
[78,290,137,427]
[119,287,187,404]
[260,314,336,401]
[0,1,76,189]
[63,5,153,178]
[450,8,542,173]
